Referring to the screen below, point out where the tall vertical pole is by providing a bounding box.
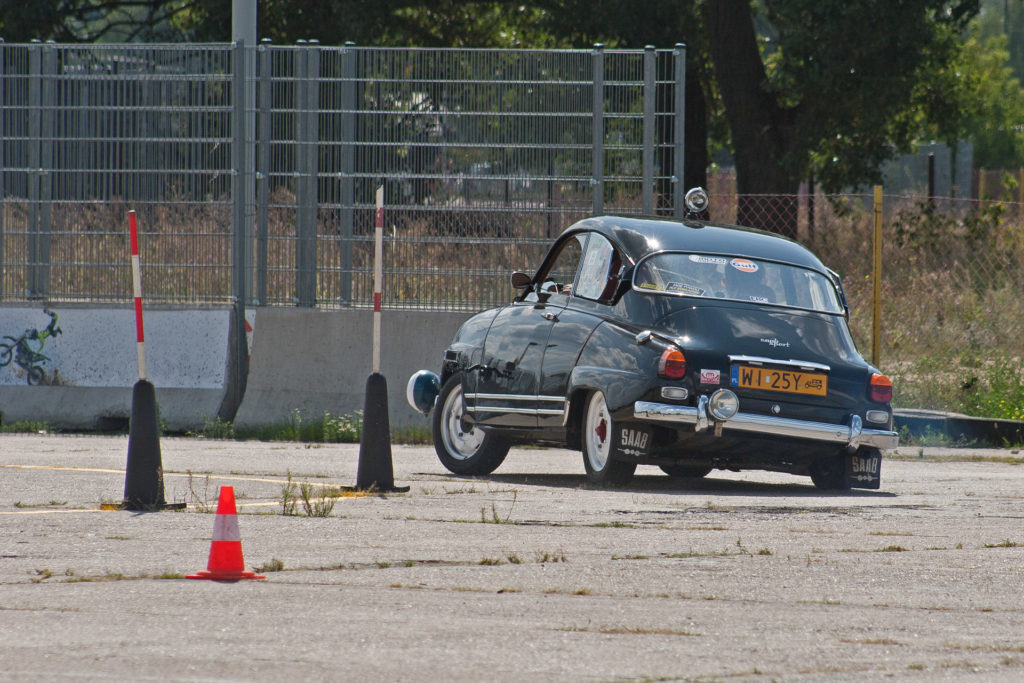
[673,43,686,218]
[232,0,256,301]
[591,44,605,216]
[339,43,357,304]
[27,42,41,297]
[295,41,319,307]
[256,39,272,305]
[0,40,6,300]
[872,185,883,368]
[231,41,249,406]
[372,185,384,374]
[642,46,655,215]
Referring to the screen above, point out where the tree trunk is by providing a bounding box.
[705,0,801,238]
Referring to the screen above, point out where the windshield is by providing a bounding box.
[633,253,845,315]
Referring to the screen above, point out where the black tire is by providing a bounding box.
[809,453,849,490]
[432,374,510,476]
[581,391,636,487]
[27,366,45,386]
[0,343,12,367]
[659,464,712,479]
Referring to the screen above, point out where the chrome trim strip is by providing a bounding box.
[467,393,533,402]
[465,392,567,419]
[465,393,566,404]
[728,355,831,373]
[471,406,539,415]
[634,401,898,450]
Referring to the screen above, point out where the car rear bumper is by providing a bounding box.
[633,398,898,451]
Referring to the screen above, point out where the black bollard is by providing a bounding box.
[356,372,409,492]
[123,379,181,510]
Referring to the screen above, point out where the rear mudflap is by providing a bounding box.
[614,424,654,460]
[847,449,881,489]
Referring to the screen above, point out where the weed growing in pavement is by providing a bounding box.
[186,471,214,512]
[281,472,298,515]
[480,491,517,523]
[983,539,1019,548]
[255,558,285,572]
[298,481,337,517]
[535,550,567,563]
[280,472,338,517]
[31,569,53,582]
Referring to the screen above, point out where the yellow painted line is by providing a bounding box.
[0,508,107,516]
[1,464,123,474]
[0,464,349,488]
[1,496,366,515]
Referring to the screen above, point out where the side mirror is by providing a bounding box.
[510,271,532,289]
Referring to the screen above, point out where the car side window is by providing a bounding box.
[530,234,585,300]
[574,233,619,301]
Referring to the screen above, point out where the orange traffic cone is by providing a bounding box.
[187,486,265,581]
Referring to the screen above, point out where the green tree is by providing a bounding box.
[706,0,978,235]
[954,29,1024,169]
[0,0,198,42]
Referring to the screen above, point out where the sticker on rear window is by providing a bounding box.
[689,255,728,265]
[730,258,759,273]
[666,282,705,296]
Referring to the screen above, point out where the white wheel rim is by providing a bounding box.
[441,384,484,460]
[585,393,611,471]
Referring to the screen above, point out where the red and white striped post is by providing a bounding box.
[372,185,384,373]
[355,184,407,492]
[123,208,178,510]
[128,210,147,381]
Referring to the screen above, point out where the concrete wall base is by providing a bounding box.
[0,386,229,432]
[232,308,471,430]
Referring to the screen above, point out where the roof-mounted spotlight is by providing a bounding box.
[684,187,709,218]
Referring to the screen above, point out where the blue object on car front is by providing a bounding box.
[406,370,440,414]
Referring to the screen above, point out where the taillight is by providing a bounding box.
[870,373,893,403]
[658,348,686,379]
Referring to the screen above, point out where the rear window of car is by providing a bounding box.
[633,252,844,315]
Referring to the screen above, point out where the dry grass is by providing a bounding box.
[5,189,1024,419]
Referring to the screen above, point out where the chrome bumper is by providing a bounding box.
[634,398,899,451]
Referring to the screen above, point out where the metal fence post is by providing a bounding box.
[38,43,56,299]
[339,42,356,304]
[592,44,604,216]
[673,43,686,218]
[232,41,250,404]
[256,39,272,305]
[295,40,319,306]
[0,40,5,300]
[642,45,655,215]
[871,185,883,368]
[27,41,54,299]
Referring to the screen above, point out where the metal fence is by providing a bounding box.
[0,41,687,310]
[3,41,1022,375]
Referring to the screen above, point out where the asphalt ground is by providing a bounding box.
[2,434,1023,682]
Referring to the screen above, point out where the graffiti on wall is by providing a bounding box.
[0,310,63,385]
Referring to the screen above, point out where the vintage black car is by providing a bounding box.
[408,189,897,489]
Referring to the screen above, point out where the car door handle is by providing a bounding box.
[541,311,558,321]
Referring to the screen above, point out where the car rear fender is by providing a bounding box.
[570,321,675,415]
